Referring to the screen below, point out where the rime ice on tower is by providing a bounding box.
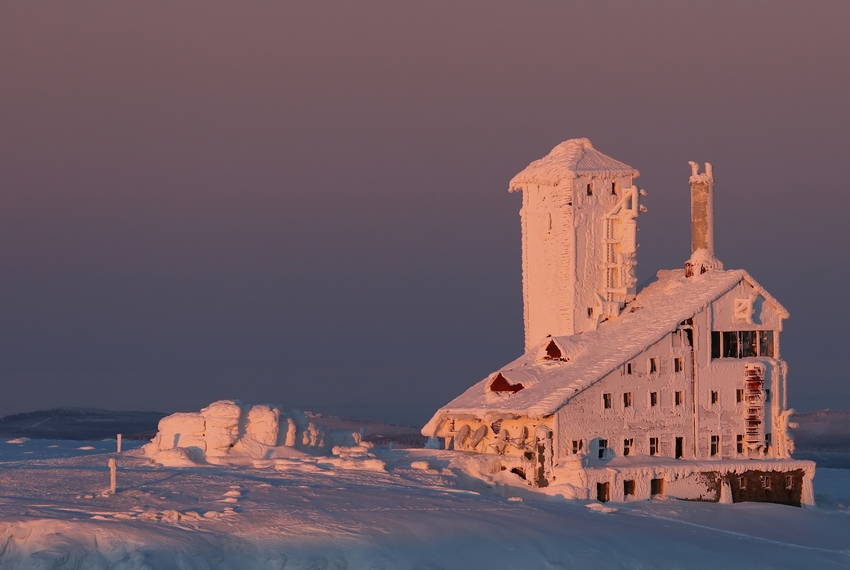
[509,138,643,350]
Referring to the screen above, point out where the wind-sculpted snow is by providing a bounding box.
[0,443,849,569]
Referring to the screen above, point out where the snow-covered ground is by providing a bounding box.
[0,439,848,569]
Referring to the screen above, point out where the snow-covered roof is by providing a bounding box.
[423,268,788,436]
[509,138,639,191]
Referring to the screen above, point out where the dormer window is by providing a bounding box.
[544,340,562,360]
[489,373,524,394]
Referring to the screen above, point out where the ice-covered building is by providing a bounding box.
[423,139,815,506]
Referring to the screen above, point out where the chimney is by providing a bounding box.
[685,162,722,277]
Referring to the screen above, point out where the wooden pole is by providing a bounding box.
[108,458,117,495]
[117,433,122,453]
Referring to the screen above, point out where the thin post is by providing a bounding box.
[108,458,117,495]
[117,433,122,453]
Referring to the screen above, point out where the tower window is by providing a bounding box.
[586,183,592,196]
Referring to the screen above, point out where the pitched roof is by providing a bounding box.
[509,138,639,191]
[422,268,788,436]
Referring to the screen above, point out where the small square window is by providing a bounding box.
[675,391,684,406]
[572,439,583,454]
[711,391,719,405]
[649,437,659,456]
[623,438,633,456]
[650,392,658,407]
[649,358,658,374]
[710,435,719,456]
[674,358,683,373]
[598,439,608,459]
[603,393,612,409]
[651,477,664,496]
[623,392,632,408]
[624,479,635,497]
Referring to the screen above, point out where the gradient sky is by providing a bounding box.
[1,2,848,425]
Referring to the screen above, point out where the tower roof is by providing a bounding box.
[509,138,639,191]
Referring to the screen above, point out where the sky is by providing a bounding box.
[1,2,848,425]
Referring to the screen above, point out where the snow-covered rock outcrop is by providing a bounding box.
[143,400,362,466]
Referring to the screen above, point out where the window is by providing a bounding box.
[598,439,608,459]
[603,393,612,409]
[572,439,583,454]
[623,438,633,456]
[649,358,658,374]
[597,482,610,502]
[765,389,771,403]
[713,330,776,359]
[623,392,632,408]
[624,479,635,497]
[586,183,593,196]
[737,434,744,454]
[674,358,683,373]
[710,435,720,456]
[761,475,772,490]
[739,476,747,490]
[711,331,721,359]
[786,475,793,490]
[651,478,664,496]
[675,391,684,406]
[650,392,658,407]
[711,391,719,405]
[588,307,594,318]
[722,331,739,358]
[759,331,775,357]
[765,432,771,449]
[649,437,659,456]
[611,181,617,195]
[626,363,633,375]
[675,437,684,459]
[736,389,744,403]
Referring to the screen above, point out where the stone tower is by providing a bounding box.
[509,139,643,351]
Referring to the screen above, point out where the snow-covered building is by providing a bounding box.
[423,139,815,506]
